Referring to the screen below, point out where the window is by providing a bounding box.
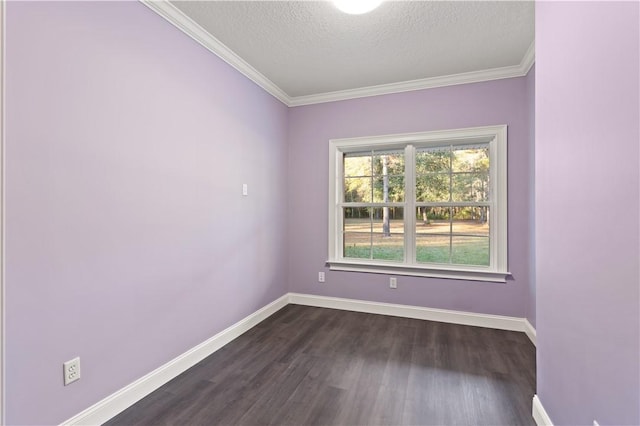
[328,125,508,282]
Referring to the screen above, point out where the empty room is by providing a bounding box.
[1,1,638,425]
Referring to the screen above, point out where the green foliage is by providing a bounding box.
[415,151,448,202]
[415,147,490,202]
[344,146,490,204]
[343,151,405,203]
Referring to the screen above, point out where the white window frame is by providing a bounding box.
[328,125,509,283]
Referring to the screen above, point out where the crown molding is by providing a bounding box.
[290,64,528,106]
[141,1,535,108]
[521,40,536,74]
[139,0,291,105]
[291,40,535,106]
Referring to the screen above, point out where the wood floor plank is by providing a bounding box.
[105,305,536,426]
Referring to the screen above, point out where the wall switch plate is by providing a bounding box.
[242,184,248,196]
[389,277,397,289]
[318,272,325,282]
[63,357,81,386]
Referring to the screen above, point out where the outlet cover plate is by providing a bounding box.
[63,357,81,386]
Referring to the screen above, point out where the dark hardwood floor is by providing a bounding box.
[105,304,536,426]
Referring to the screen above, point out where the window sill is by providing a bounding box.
[327,260,510,283]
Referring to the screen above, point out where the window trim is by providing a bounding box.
[328,125,509,283]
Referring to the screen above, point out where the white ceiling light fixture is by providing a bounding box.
[333,0,382,15]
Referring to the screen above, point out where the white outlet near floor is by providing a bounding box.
[63,357,81,386]
[318,272,325,283]
[389,277,397,289]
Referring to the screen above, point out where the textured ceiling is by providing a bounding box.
[170,1,534,98]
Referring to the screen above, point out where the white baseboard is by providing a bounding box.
[532,395,553,426]
[289,293,535,339]
[524,318,537,346]
[61,294,289,426]
[62,292,537,425]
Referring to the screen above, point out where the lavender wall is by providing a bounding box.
[288,77,533,318]
[5,2,288,424]
[526,65,536,327]
[536,2,639,424]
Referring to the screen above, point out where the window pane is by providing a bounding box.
[344,206,372,259]
[415,207,451,233]
[451,208,489,236]
[344,177,372,202]
[416,150,451,174]
[452,172,489,202]
[416,235,450,264]
[372,207,404,234]
[373,152,404,176]
[372,233,404,261]
[452,146,489,173]
[343,207,404,262]
[416,174,450,202]
[343,207,371,233]
[344,153,372,177]
[373,175,405,202]
[344,233,371,259]
[451,236,489,266]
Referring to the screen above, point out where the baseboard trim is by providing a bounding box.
[532,395,553,425]
[61,294,289,426]
[62,293,537,424]
[524,319,537,346]
[289,293,534,336]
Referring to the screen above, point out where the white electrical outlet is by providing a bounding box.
[63,357,81,386]
[318,272,325,282]
[389,277,397,289]
[242,183,248,196]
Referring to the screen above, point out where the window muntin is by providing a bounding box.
[328,125,508,282]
